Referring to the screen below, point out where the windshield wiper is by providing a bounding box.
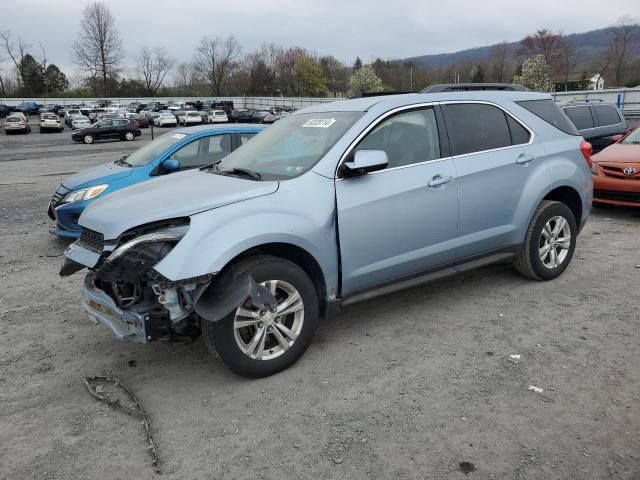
[199,159,223,172]
[115,155,131,167]
[219,168,262,181]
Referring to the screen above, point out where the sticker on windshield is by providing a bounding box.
[302,118,336,128]
[171,133,186,139]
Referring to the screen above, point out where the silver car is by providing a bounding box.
[62,86,592,377]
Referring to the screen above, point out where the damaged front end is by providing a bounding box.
[63,219,213,343]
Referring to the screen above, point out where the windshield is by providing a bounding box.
[621,128,640,144]
[125,132,188,167]
[216,111,362,180]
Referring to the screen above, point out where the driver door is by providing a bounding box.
[171,134,233,170]
[336,106,459,296]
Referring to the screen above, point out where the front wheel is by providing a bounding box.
[83,134,94,144]
[514,200,577,280]
[202,256,320,378]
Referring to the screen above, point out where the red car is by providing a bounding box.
[129,113,151,128]
[591,127,640,207]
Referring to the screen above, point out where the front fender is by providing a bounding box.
[153,175,339,297]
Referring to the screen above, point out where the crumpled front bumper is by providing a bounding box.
[82,273,148,343]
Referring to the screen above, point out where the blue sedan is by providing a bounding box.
[48,124,265,239]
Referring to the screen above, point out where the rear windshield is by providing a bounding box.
[516,100,580,136]
[6,117,22,123]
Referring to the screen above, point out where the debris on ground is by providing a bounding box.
[81,375,161,473]
[528,385,544,393]
[459,461,476,475]
[510,354,521,360]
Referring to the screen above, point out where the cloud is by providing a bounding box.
[0,0,637,73]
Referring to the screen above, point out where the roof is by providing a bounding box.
[296,91,552,114]
[172,123,266,135]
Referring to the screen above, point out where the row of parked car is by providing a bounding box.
[49,83,638,379]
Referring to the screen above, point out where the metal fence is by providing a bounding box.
[550,87,640,119]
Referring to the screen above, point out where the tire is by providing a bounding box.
[123,131,135,141]
[83,134,94,144]
[202,255,320,378]
[514,200,577,281]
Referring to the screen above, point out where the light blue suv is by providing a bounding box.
[61,86,592,377]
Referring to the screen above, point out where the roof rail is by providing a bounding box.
[349,91,416,99]
[420,83,530,93]
[566,99,604,103]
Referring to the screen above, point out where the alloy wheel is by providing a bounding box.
[233,280,305,361]
[539,215,571,269]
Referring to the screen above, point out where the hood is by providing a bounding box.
[593,143,640,164]
[62,162,134,190]
[79,169,279,239]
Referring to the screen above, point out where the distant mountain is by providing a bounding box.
[406,27,640,70]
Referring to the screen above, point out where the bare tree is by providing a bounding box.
[72,1,124,96]
[135,46,173,96]
[0,30,31,87]
[557,37,576,91]
[609,16,640,86]
[489,42,509,82]
[517,28,565,73]
[172,62,199,92]
[194,35,241,96]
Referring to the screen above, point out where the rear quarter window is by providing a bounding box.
[563,106,595,130]
[593,105,622,126]
[516,99,580,136]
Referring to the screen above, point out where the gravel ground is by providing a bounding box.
[0,127,639,480]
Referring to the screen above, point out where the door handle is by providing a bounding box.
[516,153,535,165]
[427,174,453,188]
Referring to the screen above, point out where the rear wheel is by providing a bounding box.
[514,200,577,280]
[201,255,320,378]
[123,131,135,141]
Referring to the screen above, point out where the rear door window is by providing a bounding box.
[593,105,622,126]
[239,132,257,144]
[443,103,511,156]
[506,115,531,145]
[563,106,595,130]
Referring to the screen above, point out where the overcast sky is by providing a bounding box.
[1,0,637,76]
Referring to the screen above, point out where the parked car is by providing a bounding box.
[0,104,10,118]
[178,111,203,126]
[71,118,141,144]
[13,101,40,116]
[4,113,30,134]
[156,112,178,127]
[39,113,64,132]
[590,127,640,207]
[168,102,185,111]
[229,109,256,123]
[252,110,278,124]
[71,114,92,130]
[208,109,229,123]
[559,101,628,153]
[65,109,81,126]
[60,87,592,378]
[125,113,151,128]
[49,124,264,238]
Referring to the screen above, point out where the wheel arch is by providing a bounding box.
[543,186,583,227]
[220,242,330,319]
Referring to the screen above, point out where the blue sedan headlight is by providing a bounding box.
[62,184,109,203]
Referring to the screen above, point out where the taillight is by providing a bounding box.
[580,140,593,168]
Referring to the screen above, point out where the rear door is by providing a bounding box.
[442,102,546,261]
[336,105,459,295]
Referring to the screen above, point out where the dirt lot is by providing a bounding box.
[0,125,639,480]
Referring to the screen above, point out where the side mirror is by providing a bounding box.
[342,150,388,177]
[611,134,623,143]
[161,158,181,173]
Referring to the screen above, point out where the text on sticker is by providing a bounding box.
[303,118,336,128]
